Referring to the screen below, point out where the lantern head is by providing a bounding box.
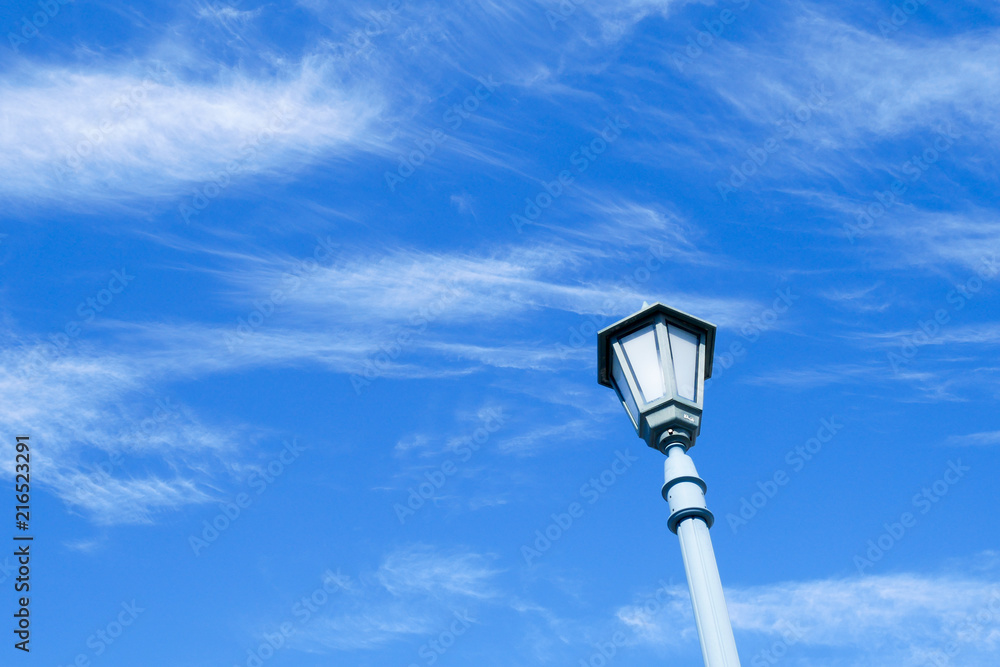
[598,303,716,452]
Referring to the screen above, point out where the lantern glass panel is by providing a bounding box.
[667,324,699,401]
[611,346,640,427]
[621,325,666,403]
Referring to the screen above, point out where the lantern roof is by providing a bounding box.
[598,302,717,388]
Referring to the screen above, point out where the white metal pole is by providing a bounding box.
[677,516,741,666]
[662,444,741,667]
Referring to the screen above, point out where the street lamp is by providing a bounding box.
[598,302,741,667]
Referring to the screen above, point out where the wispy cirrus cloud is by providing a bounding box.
[0,225,755,524]
[0,52,385,204]
[640,6,1000,221]
[223,240,760,331]
[742,361,985,403]
[292,545,501,651]
[54,239,755,381]
[744,362,930,388]
[619,570,1000,665]
[376,546,501,599]
[0,342,243,524]
[691,8,1000,142]
[821,284,895,313]
[851,322,1000,348]
[842,209,1000,274]
[946,430,1000,447]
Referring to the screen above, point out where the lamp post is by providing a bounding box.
[597,302,741,667]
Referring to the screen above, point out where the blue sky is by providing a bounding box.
[1,0,999,665]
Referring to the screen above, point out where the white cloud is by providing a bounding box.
[857,322,1000,348]
[820,282,893,313]
[616,585,697,647]
[647,8,1000,221]
[0,53,384,203]
[0,194,756,525]
[0,342,242,524]
[619,571,1000,665]
[697,10,1000,143]
[947,430,1000,447]
[48,471,214,525]
[227,240,758,331]
[494,418,595,455]
[0,208,763,526]
[855,211,1000,274]
[570,0,704,42]
[196,4,263,24]
[294,545,500,652]
[89,234,760,384]
[744,362,931,388]
[377,546,501,599]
